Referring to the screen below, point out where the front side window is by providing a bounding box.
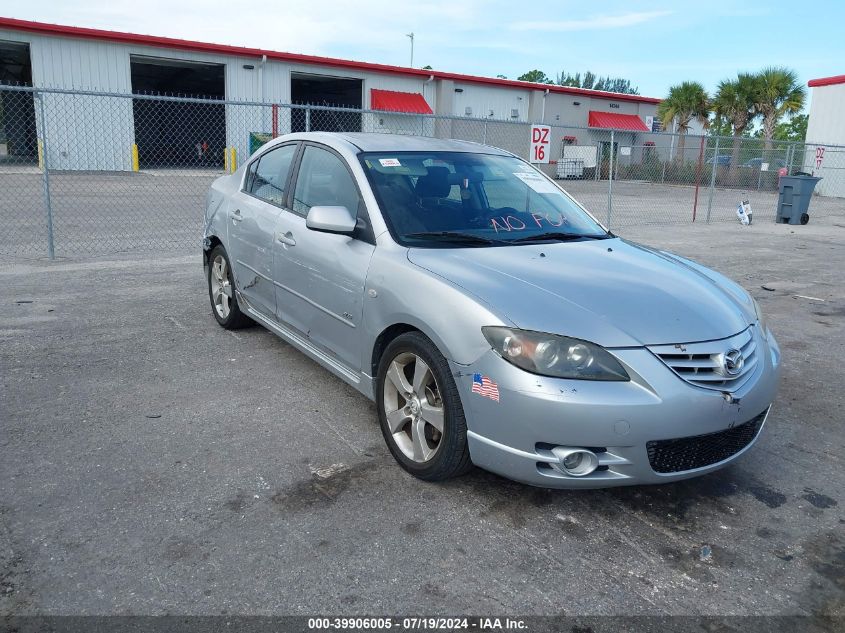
[292,146,361,217]
[359,151,607,247]
[247,144,297,206]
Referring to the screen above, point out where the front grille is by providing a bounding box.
[646,409,768,473]
[648,328,759,392]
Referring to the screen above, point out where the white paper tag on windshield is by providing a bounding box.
[379,158,402,167]
[513,171,562,195]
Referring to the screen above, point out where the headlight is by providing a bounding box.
[752,298,769,334]
[482,327,629,381]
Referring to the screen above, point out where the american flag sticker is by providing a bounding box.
[472,373,500,402]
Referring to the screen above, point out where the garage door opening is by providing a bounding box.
[0,40,37,163]
[130,56,226,168]
[291,73,362,133]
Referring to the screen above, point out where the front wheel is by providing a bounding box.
[376,332,472,481]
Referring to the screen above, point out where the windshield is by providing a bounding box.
[360,151,607,247]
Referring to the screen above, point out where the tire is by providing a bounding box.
[207,245,252,329]
[376,331,472,481]
[800,213,810,225]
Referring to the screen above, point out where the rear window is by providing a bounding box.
[246,144,297,206]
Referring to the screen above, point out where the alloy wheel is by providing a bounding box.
[210,254,233,319]
[382,352,445,463]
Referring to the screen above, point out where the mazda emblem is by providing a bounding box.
[723,348,744,376]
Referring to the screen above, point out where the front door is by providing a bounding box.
[273,144,375,371]
[227,142,297,317]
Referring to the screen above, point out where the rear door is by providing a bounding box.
[273,144,376,370]
[227,143,298,318]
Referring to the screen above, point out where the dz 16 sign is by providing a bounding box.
[530,125,551,164]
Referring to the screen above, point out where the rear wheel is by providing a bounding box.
[207,246,252,329]
[376,332,472,481]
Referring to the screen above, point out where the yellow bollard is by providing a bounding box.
[131,144,139,172]
[229,146,238,173]
[223,147,229,173]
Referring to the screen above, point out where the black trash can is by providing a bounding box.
[776,175,821,225]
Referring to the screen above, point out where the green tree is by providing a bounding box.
[776,113,808,141]
[556,70,581,87]
[708,114,733,137]
[712,73,759,175]
[754,113,808,142]
[657,81,711,161]
[602,77,639,95]
[753,67,806,149]
[517,70,553,84]
[554,70,639,95]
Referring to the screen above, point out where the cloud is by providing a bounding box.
[512,10,672,32]
[6,1,679,76]
[9,0,493,58]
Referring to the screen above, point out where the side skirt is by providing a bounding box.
[239,290,375,400]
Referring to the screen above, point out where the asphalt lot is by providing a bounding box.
[1,219,843,618]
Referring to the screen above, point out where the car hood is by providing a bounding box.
[406,238,754,347]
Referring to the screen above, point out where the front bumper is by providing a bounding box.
[452,325,781,488]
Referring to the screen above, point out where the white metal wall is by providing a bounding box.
[805,84,845,197]
[1,28,445,169]
[452,82,530,121]
[1,27,659,172]
[1,28,136,169]
[807,83,845,146]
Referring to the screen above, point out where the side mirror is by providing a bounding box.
[305,205,356,235]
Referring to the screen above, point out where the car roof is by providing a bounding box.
[285,132,515,156]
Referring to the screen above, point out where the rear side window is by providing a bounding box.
[292,146,361,217]
[247,144,297,206]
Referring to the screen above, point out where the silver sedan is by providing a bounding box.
[202,132,781,488]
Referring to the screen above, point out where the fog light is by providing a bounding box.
[563,453,583,470]
[551,447,599,477]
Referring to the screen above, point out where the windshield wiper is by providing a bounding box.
[404,231,504,245]
[510,232,609,243]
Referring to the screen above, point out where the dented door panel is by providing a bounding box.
[227,191,281,318]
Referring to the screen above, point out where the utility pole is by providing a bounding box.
[406,32,414,68]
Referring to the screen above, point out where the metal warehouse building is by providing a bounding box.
[0,16,663,172]
[805,74,845,197]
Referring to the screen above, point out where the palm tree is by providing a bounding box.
[657,82,710,161]
[754,67,806,150]
[713,73,758,176]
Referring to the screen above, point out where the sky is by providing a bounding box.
[1,0,842,102]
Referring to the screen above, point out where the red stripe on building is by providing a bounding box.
[808,75,845,88]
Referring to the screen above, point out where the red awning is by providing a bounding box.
[588,111,650,132]
[371,89,433,114]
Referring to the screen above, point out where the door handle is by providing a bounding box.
[231,209,243,223]
[277,232,296,247]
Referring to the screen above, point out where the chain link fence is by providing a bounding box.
[2,85,844,258]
